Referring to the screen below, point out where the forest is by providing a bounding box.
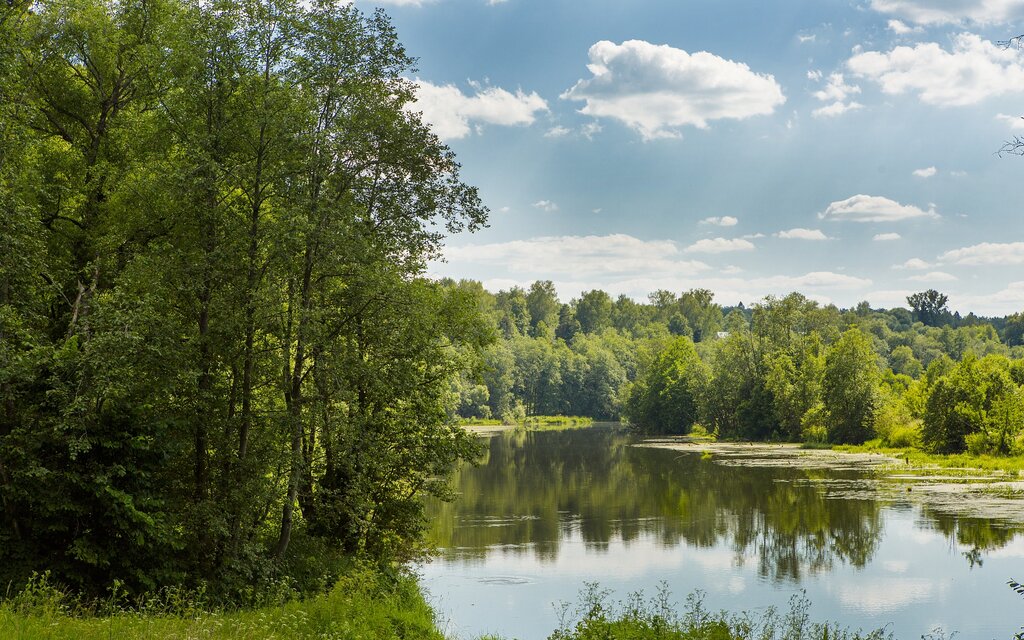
[0,0,491,602]
[450,281,1024,453]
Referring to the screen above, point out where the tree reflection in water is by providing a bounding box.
[427,426,1022,582]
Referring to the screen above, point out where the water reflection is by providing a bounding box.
[428,426,889,581]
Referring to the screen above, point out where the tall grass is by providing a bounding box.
[0,567,444,640]
[548,584,894,640]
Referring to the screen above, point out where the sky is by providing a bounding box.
[357,0,1024,315]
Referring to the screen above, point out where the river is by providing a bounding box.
[422,424,1024,639]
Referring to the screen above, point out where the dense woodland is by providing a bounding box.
[0,0,491,600]
[450,282,1024,453]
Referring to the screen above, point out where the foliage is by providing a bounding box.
[625,337,706,435]
[549,584,892,640]
[0,0,487,599]
[822,329,880,444]
[0,566,445,640]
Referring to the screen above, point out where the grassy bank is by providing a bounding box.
[459,416,597,431]
[830,440,1024,476]
[0,568,444,640]
[2,570,915,640]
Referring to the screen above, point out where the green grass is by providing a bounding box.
[459,416,598,431]
[828,441,1024,476]
[0,568,444,640]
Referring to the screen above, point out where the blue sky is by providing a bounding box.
[360,0,1024,315]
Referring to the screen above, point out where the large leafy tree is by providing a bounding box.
[822,328,880,444]
[0,0,487,597]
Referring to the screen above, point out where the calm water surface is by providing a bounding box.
[422,425,1024,640]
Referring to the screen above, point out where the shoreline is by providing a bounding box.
[638,438,1024,523]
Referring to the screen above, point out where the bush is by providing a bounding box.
[886,423,923,449]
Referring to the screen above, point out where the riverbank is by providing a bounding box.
[0,574,903,640]
[460,416,598,435]
[0,569,444,640]
[639,438,1024,523]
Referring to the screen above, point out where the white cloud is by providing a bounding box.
[544,126,571,138]
[443,234,710,277]
[562,40,785,140]
[776,228,830,240]
[847,33,1024,106]
[887,19,923,34]
[798,34,817,44]
[913,166,937,177]
[810,73,863,118]
[813,101,864,118]
[869,0,1024,25]
[820,194,938,222]
[893,257,932,270]
[701,216,739,227]
[411,79,548,140]
[997,113,1024,130]
[370,0,432,5]
[760,272,871,289]
[953,281,1024,315]
[581,122,603,139]
[940,241,1024,265]
[813,73,861,102]
[874,232,902,241]
[907,271,958,282]
[532,200,559,212]
[684,237,756,254]
[807,69,823,81]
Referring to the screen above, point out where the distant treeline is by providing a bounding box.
[449,282,1024,454]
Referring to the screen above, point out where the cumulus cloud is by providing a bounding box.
[810,73,863,118]
[684,237,756,254]
[562,40,785,140]
[940,241,1024,265]
[997,113,1024,130]
[701,216,739,227]
[954,281,1024,315]
[847,34,1024,106]
[443,234,710,277]
[869,0,1024,25]
[887,19,923,34]
[411,79,547,140]
[820,194,938,222]
[532,200,559,212]
[874,233,902,241]
[544,126,571,138]
[776,228,830,240]
[913,166,937,177]
[813,101,864,118]
[893,257,932,270]
[907,271,958,282]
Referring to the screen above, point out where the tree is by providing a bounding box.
[625,337,706,434]
[0,0,489,596]
[907,289,950,327]
[526,280,560,336]
[575,289,613,334]
[822,328,880,444]
[678,288,722,342]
